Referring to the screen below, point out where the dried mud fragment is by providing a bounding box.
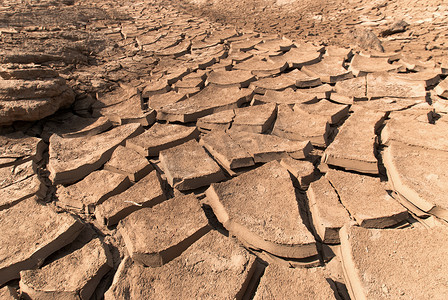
[104,145,153,181]
[0,132,45,166]
[56,169,131,214]
[382,117,448,152]
[158,86,252,123]
[230,103,277,133]
[197,109,235,131]
[207,69,256,88]
[273,104,330,147]
[206,161,317,260]
[294,99,349,125]
[366,73,426,99]
[0,175,46,211]
[0,197,84,285]
[326,169,408,228]
[307,177,350,243]
[119,194,210,267]
[384,141,448,221]
[349,54,399,76]
[95,170,165,227]
[200,131,255,172]
[254,264,338,299]
[48,123,143,185]
[126,123,198,157]
[254,88,317,105]
[159,140,225,191]
[105,231,257,300]
[279,157,315,190]
[20,239,112,300]
[302,56,353,83]
[229,130,313,162]
[323,109,385,174]
[340,225,448,300]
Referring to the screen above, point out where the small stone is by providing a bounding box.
[350,28,384,52]
[380,19,409,37]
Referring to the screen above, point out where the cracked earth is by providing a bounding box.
[1,0,448,299]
